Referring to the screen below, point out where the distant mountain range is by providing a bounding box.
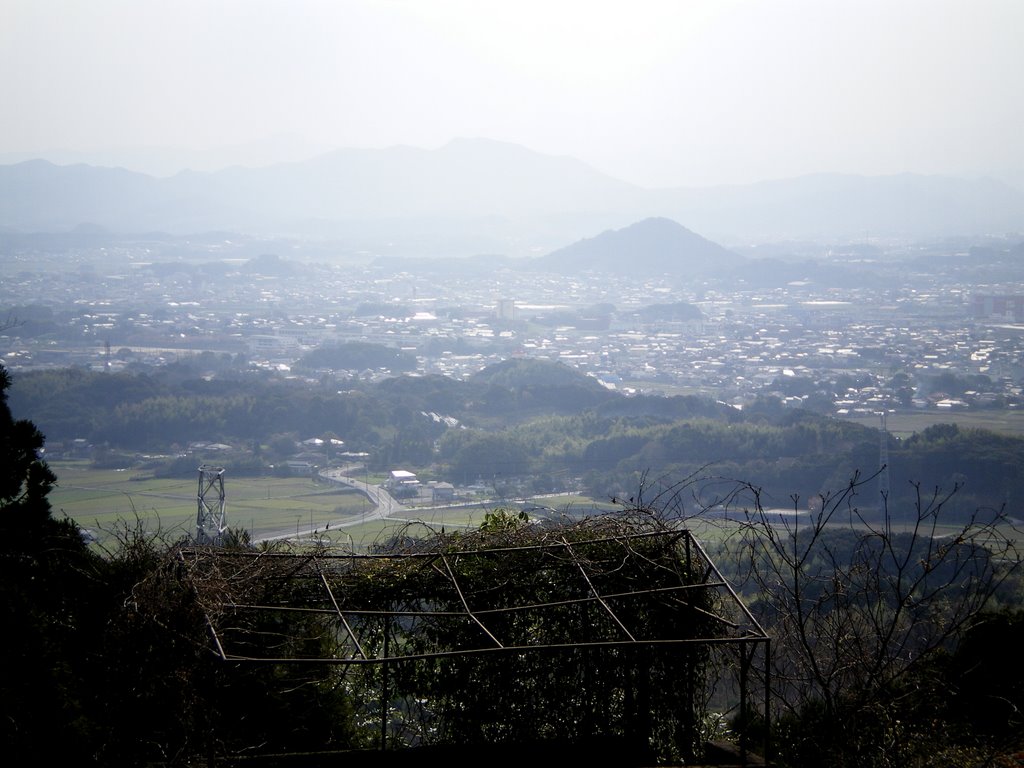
[2,138,1022,253]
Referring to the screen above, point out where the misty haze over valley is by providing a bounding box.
[3,132,1023,428]
[3,0,1024,589]
[4,2,1024,765]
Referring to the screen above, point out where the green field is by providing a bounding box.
[48,463,612,551]
[51,461,373,546]
[840,409,1024,438]
[52,459,1011,554]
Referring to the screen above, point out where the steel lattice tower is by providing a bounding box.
[878,412,891,504]
[196,465,227,545]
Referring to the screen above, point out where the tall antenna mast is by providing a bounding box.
[196,465,227,545]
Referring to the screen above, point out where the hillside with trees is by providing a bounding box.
[9,361,1024,514]
[3,357,1023,765]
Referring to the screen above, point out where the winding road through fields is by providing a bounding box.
[254,466,405,543]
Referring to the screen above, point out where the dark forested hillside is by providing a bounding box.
[9,363,1024,514]
[293,341,418,374]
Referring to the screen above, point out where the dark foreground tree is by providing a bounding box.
[0,364,56,526]
[0,363,97,763]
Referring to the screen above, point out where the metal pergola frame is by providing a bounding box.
[183,527,770,759]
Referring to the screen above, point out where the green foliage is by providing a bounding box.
[9,368,393,452]
[318,516,722,762]
[444,430,533,482]
[294,340,418,373]
[11,362,1024,530]
[893,423,1024,512]
[918,370,995,399]
[467,358,615,417]
[479,507,531,531]
[176,512,734,762]
[471,357,599,390]
[35,521,365,764]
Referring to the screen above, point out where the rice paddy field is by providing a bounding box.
[47,462,613,550]
[48,460,1018,554]
[50,461,365,545]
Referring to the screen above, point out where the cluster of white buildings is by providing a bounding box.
[2,239,1022,415]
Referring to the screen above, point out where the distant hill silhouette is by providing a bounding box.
[2,140,1023,249]
[0,140,642,255]
[533,217,742,275]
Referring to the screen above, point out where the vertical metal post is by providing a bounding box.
[763,637,772,762]
[380,626,390,751]
[739,641,749,762]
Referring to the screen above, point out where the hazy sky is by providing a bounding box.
[3,0,1022,187]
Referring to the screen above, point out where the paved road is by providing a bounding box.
[252,472,582,544]
[254,466,405,544]
[320,467,406,519]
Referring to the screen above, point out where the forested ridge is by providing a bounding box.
[10,360,1024,512]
